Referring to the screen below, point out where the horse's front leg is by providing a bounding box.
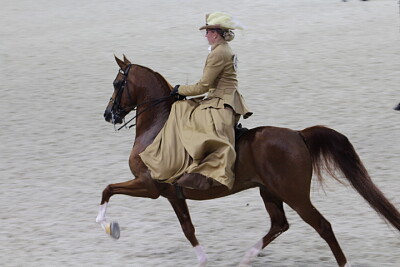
[168,198,208,267]
[96,176,161,238]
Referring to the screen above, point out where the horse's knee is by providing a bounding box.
[101,185,113,204]
[104,184,113,195]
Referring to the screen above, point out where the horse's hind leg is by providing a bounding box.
[289,200,348,267]
[168,198,208,267]
[240,187,289,267]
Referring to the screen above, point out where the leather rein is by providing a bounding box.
[110,64,174,131]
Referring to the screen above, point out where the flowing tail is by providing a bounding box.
[300,125,400,231]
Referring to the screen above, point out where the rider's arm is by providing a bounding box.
[178,51,224,96]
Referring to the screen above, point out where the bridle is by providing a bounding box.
[109,64,132,124]
[109,64,175,131]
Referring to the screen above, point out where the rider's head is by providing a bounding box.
[199,12,244,43]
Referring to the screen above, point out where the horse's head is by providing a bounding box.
[104,55,137,124]
[104,55,174,127]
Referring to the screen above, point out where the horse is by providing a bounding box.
[96,55,400,267]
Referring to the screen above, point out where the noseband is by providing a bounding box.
[109,64,176,131]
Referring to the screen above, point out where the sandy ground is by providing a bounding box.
[0,0,399,266]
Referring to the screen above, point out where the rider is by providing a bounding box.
[139,12,252,191]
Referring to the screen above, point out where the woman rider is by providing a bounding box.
[139,12,252,191]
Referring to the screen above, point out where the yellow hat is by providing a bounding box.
[199,12,244,31]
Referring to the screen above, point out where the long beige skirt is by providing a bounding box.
[139,99,236,189]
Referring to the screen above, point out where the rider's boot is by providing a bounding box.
[176,173,212,190]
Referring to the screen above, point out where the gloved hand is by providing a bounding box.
[171,85,180,96]
[171,85,186,100]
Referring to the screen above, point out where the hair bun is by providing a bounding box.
[223,30,235,42]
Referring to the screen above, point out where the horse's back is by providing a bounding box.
[236,126,307,152]
[234,126,312,193]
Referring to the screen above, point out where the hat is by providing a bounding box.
[199,12,244,31]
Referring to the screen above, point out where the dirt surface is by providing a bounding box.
[1,0,399,266]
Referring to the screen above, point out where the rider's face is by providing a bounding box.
[205,30,219,45]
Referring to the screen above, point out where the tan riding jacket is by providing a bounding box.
[178,42,252,119]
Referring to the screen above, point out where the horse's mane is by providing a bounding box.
[134,64,173,91]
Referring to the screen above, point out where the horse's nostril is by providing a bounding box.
[104,110,111,121]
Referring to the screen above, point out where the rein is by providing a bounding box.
[116,95,173,131]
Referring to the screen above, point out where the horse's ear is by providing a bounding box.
[114,54,125,69]
[123,54,131,64]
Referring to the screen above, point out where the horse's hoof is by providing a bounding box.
[105,221,120,239]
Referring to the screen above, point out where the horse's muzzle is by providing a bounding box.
[104,107,123,124]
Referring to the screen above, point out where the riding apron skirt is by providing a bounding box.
[139,98,237,189]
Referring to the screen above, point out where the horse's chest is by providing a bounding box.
[129,149,147,176]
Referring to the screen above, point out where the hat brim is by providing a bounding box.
[199,24,226,30]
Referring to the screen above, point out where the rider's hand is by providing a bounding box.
[171,85,185,100]
[171,85,180,95]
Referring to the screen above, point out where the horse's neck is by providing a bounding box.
[130,100,171,164]
[132,68,172,151]
[135,103,170,138]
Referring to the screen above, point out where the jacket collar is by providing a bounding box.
[211,41,227,51]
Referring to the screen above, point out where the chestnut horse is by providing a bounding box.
[96,55,400,267]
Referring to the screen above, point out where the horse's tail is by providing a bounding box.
[300,125,400,231]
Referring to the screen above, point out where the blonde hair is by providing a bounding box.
[223,30,235,42]
[210,28,235,42]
